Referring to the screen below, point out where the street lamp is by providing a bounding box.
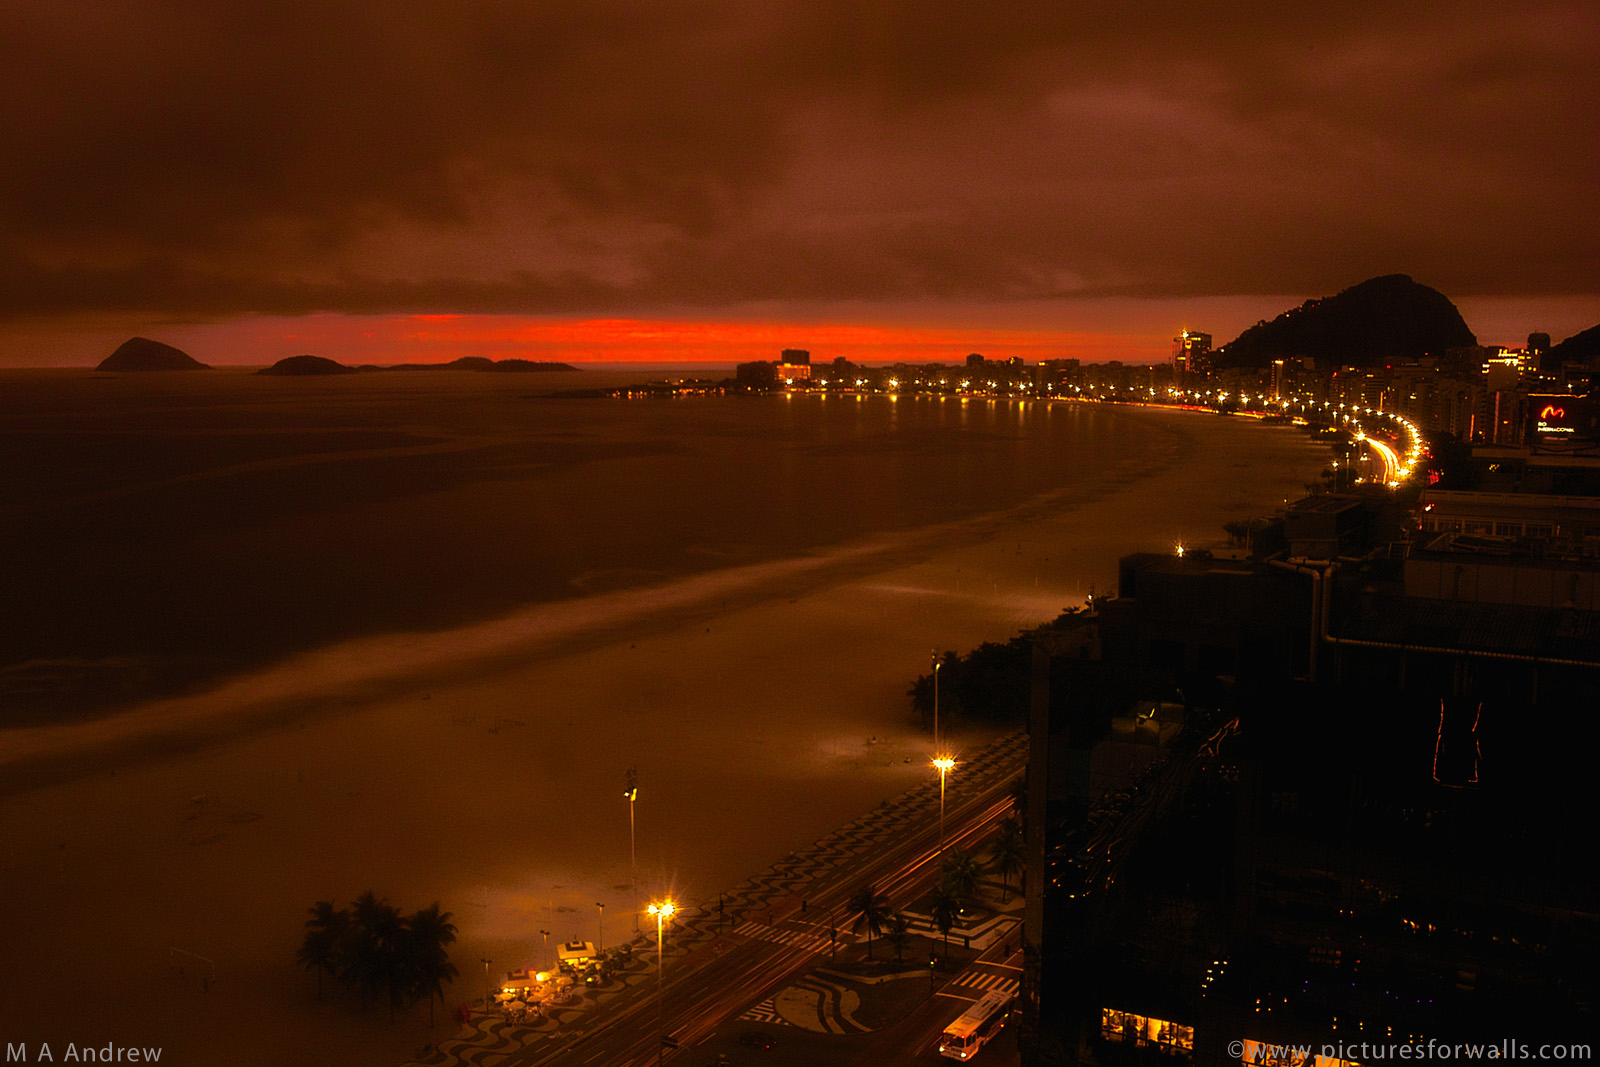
[648,900,677,1065]
[933,755,956,851]
[596,902,605,953]
[932,651,942,751]
[480,957,492,1009]
[539,929,551,970]
[625,767,639,933]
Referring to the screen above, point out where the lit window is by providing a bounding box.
[1104,1009,1194,1054]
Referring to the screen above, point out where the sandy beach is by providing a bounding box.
[0,406,1326,1066]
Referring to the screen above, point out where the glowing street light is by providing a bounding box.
[933,756,956,852]
[648,900,677,1064]
[625,766,639,932]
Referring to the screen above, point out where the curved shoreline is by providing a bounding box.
[1,385,1170,723]
[0,404,1328,1067]
[0,404,1199,798]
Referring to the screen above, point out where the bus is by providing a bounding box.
[938,988,1014,1060]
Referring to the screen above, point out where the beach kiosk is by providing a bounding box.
[501,967,546,995]
[556,940,597,971]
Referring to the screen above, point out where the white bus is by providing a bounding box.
[938,988,1014,1060]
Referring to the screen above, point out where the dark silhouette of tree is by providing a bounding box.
[884,913,912,964]
[346,890,405,1017]
[848,884,891,959]
[296,892,458,1023]
[930,883,962,958]
[990,818,1025,903]
[406,902,459,1027]
[940,848,983,904]
[297,901,348,999]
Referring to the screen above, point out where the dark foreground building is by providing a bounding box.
[1020,505,1600,1066]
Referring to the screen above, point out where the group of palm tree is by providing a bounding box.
[850,816,1026,962]
[296,891,459,1025]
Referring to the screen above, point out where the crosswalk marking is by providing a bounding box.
[739,997,785,1024]
[953,972,1019,995]
[734,921,835,955]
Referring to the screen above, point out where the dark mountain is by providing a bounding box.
[387,356,575,372]
[1546,323,1600,365]
[1214,275,1476,370]
[485,358,576,372]
[96,337,209,371]
[256,355,356,376]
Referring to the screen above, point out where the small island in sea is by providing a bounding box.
[96,337,211,371]
[257,353,578,374]
[257,354,357,376]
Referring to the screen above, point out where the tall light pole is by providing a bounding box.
[648,900,677,1066]
[480,957,492,1009]
[539,929,550,970]
[931,651,941,751]
[596,902,605,953]
[933,756,956,852]
[625,766,638,933]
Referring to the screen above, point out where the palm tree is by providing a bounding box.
[848,884,891,959]
[884,913,912,964]
[989,818,1025,903]
[297,901,348,999]
[939,848,983,904]
[406,902,459,1027]
[930,883,962,959]
[1008,774,1028,822]
[346,890,405,1017]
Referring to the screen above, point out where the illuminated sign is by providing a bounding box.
[1531,395,1584,437]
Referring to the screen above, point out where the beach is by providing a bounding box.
[0,384,1327,1065]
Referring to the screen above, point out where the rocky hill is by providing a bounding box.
[1214,275,1476,370]
[256,355,356,376]
[1546,323,1600,365]
[96,337,210,371]
[387,356,576,372]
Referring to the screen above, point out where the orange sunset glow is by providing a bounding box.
[113,314,1164,368]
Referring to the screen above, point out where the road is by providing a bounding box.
[503,746,1025,1067]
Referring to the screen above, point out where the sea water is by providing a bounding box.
[0,368,1234,713]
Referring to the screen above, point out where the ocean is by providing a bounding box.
[0,367,1281,718]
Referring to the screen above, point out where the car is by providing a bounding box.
[737,1031,775,1050]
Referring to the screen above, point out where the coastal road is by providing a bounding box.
[500,747,1024,1067]
[842,942,1025,1067]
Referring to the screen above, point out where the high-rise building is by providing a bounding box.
[1173,330,1212,384]
[1528,332,1552,372]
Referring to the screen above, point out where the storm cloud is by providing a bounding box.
[2,0,1595,321]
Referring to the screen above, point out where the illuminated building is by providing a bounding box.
[1173,330,1212,385]
[1020,513,1599,1065]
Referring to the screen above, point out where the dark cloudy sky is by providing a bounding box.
[2,0,1595,365]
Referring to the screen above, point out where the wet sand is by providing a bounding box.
[0,405,1326,1065]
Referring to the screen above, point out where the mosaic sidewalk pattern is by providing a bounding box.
[401,730,1026,1066]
